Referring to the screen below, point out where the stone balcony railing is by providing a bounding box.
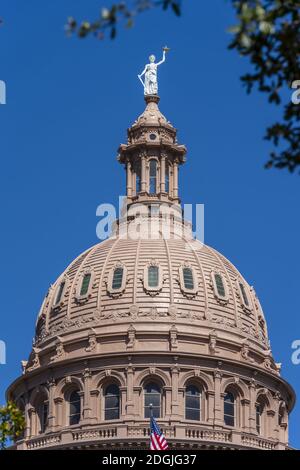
[21,423,282,450]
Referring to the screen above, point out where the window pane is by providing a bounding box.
[215,274,225,297]
[239,283,249,306]
[69,391,81,425]
[144,382,161,418]
[80,273,91,296]
[186,408,200,421]
[40,402,48,433]
[224,392,235,427]
[149,160,157,194]
[112,268,123,290]
[183,268,194,290]
[148,266,159,287]
[185,385,200,421]
[105,384,119,421]
[105,408,119,420]
[224,415,234,427]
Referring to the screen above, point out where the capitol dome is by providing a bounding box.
[7,94,295,450]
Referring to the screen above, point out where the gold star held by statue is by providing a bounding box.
[163,46,170,53]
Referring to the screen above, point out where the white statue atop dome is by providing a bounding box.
[138,47,169,95]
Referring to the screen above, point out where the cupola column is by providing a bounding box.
[173,160,179,199]
[160,154,166,193]
[126,161,132,198]
[141,154,147,192]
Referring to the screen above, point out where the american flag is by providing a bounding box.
[150,416,169,450]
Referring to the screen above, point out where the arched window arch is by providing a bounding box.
[68,390,81,426]
[149,160,157,194]
[224,391,235,427]
[104,384,120,420]
[185,384,201,421]
[144,382,161,419]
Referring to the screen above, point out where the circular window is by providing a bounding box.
[149,133,157,140]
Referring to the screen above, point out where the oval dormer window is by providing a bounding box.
[80,273,91,296]
[148,265,159,288]
[112,267,123,290]
[183,267,194,290]
[107,263,127,297]
[54,281,66,306]
[215,274,225,297]
[179,264,198,296]
[239,283,249,307]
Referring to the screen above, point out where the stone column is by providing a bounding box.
[82,369,92,422]
[267,410,276,440]
[207,390,215,425]
[160,154,166,193]
[173,160,179,199]
[24,396,31,439]
[164,386,172,419]
[170,366,180,419]
[126,160,132,198]
[125,365,135,417]
[90,389,100,423]
[54,397,64,428]
[141,154,146,192]
[28,407,35,438]
[213,370,223,427]
[47,379,56,432]
[249,380,257,434]
[241,398,250,433]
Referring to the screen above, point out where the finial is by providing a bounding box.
[138,47,169,96]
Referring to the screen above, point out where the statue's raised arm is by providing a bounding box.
[138,47,169,96]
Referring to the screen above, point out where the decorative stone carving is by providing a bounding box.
[21,360,28,375]
[127,324,136,349]
[168,304,177,320]
[169,325,178,350]
[85,329,97,353]
[240,341,255,363]
[129,304,139,319]
[50,338,65,362]
[208,330,219,355]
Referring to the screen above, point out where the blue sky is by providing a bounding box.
[0,0,299,446]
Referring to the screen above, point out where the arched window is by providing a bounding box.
[256,403,264,434]
[149,160,157,194]
[69,390,81,425]
[80,273,91,296]
[183,267,194,290]
[148,265,159,288]
[104,384,120,420]
[54,281,65,305]
[165,161,169,193]
[224,391,235,427]
[37,399,48,434]
[239,282,249,307]
[185,385,201,421]
[144,382,161,419]
[215,273,226,298]
[112,267,124,290]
